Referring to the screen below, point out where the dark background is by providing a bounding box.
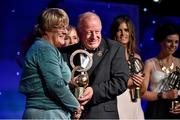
[0,0,180,118]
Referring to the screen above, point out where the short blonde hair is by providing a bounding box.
[35,8,69,36]
[67,25,77,35]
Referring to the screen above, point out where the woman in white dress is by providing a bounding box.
[142,23,180,119]
[110,15,145,119]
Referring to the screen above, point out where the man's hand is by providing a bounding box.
[78,87,93,105]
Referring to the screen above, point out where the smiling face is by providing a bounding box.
[78,13,102,50]
[51,27,68,47]
[110,16,137,55]
[64,27,79,46]
[116,22,130,46]
[37,8,69,48]
[69,28,79,45]
[160,34,179,55]
[43,26,68,47]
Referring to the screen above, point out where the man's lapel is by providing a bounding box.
[88,39,108,76]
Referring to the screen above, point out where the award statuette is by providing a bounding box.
[70,49,93,98]
[128,55,144,102]
[159,66,180,110]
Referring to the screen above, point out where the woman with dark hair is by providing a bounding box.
[142,23,180,119]
[109,15,145,119]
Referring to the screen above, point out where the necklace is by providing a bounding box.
[158,59,174,74]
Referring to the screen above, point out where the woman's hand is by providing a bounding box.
[162,89,178,99]
[169,103,180,114]
[72,106,84,120]
[132,73,144,87]
[70,75,80,87]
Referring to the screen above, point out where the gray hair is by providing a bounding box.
[77,12,102,33]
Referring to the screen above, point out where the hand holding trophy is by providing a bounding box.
[167,66,180,111]
[70,49,93,119]
[128,55,144,102]
[70,49,93,98]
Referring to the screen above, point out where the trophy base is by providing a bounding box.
[75,87,84,98]
[130,87,141,102]
[135,87,141,98]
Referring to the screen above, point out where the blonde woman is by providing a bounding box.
[64,25,79,46]
[19,8,81,119]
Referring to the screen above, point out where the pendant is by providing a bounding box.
[161,62,174,74]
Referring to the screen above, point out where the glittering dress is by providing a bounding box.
[145,57,180,119]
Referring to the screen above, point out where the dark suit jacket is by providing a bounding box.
[60,38,129,119]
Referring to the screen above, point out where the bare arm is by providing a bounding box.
[142,59,179,101]
[142,59,160,101]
